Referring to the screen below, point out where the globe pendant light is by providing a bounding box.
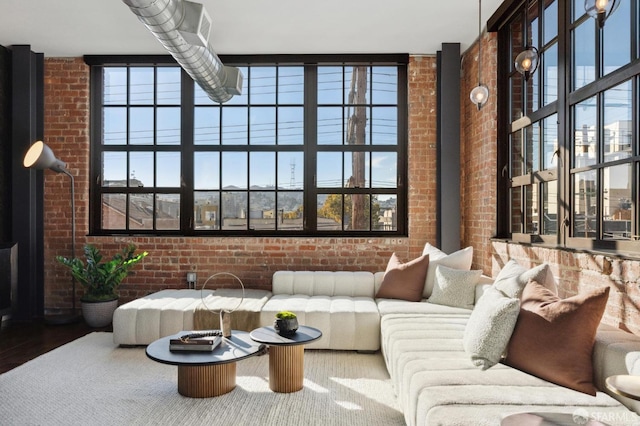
[585,0,619,28]
[470,0,489,109]
[514,0,539,81]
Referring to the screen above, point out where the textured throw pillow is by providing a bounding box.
[504,280,610,395]
[463,286,520,370]
[493,260,550,299]
[421,245,473,298]
[375,253,429,302]
[429,265,482,309]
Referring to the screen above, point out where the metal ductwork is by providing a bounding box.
[122,0,242,103]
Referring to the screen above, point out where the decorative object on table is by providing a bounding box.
[23,141,80,325]
[169,331,222,352]
[274,311,299,337]
[200,272,245,338]
[56,244,148,327]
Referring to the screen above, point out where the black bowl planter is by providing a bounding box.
[274,317,298,337]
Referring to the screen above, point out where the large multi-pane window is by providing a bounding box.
[497,0,640,253]
[88,55,408,236]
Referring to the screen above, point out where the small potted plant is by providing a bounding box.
[274,311,298,337]
[57,244,148,327]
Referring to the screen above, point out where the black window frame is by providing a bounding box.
[85,54,409,237]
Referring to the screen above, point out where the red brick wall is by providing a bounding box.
[42,56,437,309]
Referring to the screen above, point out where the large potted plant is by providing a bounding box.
[57,244,148,327]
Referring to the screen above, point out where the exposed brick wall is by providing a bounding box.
[460,32,498,274]
[42,57,437,309]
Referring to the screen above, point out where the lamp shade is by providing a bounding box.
[470,84,489,109]
[514,47,539,81]
[585,0,619,28]
[23,141,68,173]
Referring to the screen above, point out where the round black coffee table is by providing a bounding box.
[146,330,264,397]
[250,325,322,393]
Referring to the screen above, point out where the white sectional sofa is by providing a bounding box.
[112,264,640,425]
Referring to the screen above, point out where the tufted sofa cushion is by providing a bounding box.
[260,271,380,350]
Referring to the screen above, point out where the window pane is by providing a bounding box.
[542,114,558,169]
[156,67,181,104]
[102,194,126,229]
[604,80,632,161]
[345,106,369,144]
[250,107,275,145]
[510,16,524,72]
[573,170,597,238]
[510,76,524,122]
[603,164,632,240]
[221,192,248,230]
[129,152,153,187]
[102,152,127,186]
[510,186,523,233]
[250,152,275,187]
[222,107,248,145]
[156,194,180,230]
[346,194,371,231]
[375,194,397,231]
[156,107,180,145]
[603,0,631,76]
[524,185,538,233]
[278,192,303,230]
[129,108,154,145]
[250,67,276,104]
[346,66,370,104]
[129,194,153,229]
[573,0,586,22]
[344,152,369,188]
[194,107,220,145]
[510,131,524,177]
[372,152,397,188]
[194,192,220,230]
[372,67,397,104]
[317,152,343,187]
[277,107,303,145]
[573,20,595,90]
[372,107,397,145]
[278,152,303,189]
[130,67,154,104]
[542,180,558,235]
[317,194,343,231]
[156,152,180,187]
[104,68,127,105]
[525,123,539,173]
[543,1,558,45]
[103,107,126,145]
[222,152,247,189]
[194,152,220,190]
[318,67,343,104]
[278,67,303,104]
[317,107,342,145]
[543,42,558,106]
[573,96,597,168]
[249,192,275,230]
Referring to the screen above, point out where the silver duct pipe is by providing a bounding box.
[122,0,242,103]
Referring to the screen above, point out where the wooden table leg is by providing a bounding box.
[269,345,304,393]
[177,362,236,397]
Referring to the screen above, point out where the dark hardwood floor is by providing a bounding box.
[0,318,110,374]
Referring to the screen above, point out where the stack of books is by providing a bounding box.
[169,334,222,352]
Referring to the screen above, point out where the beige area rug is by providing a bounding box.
[0,332,404,426]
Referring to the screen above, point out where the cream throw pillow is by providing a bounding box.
[463,286,520,370]
[493,260,551,299]
[429,265,481,309]
[421,244,473,298]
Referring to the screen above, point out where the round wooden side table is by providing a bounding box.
[606,375,640,401]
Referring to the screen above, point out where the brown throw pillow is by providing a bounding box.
[376,253,429,302]
[505,280,610,395]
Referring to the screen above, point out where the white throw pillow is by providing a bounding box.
[493,260,551,299]
[429,265,481,309]
[421,245,473,298]
[463,286,520,370]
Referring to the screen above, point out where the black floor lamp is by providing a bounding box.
[23,141,79,325]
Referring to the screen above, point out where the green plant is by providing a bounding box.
[56,244,148,302]
[275,311,297,320]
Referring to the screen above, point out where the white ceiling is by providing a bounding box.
[0,0,504,58]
